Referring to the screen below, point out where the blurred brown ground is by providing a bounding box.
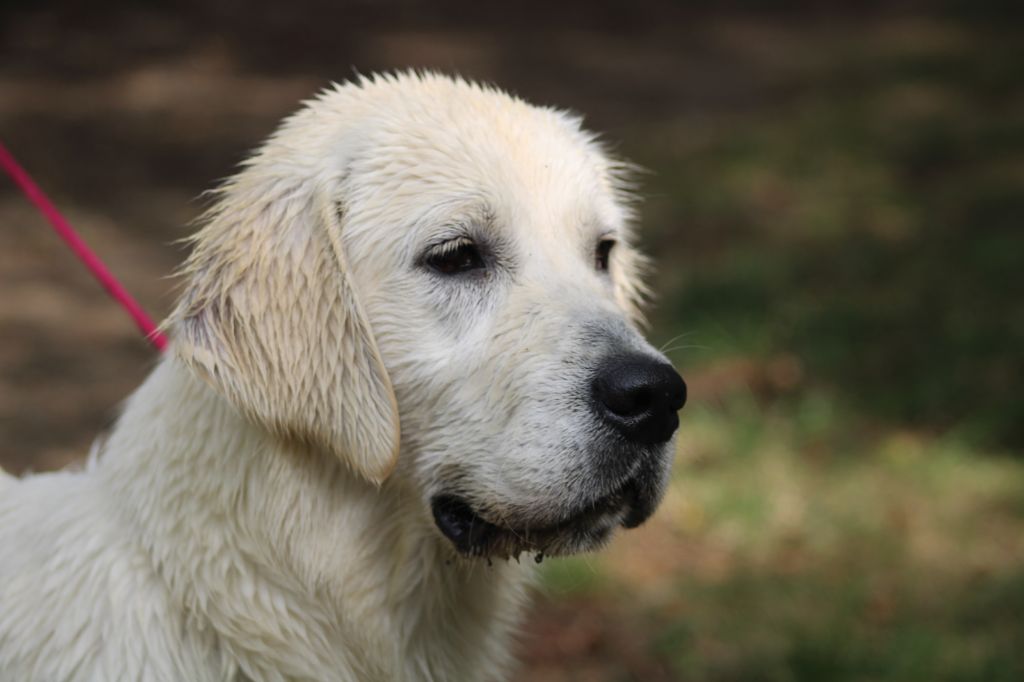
[1,1,692,468]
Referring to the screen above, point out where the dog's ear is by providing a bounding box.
[611,243,651,329]
[169,174,400,484]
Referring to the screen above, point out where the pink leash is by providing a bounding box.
[0,141,167,352]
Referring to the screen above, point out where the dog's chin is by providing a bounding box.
[430,476,657,561]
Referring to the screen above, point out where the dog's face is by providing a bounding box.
[337,79,686,559]
[173,74,685,561]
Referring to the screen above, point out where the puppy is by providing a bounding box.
[0,72,685,681]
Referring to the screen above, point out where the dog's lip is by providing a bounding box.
[431,478,640,558]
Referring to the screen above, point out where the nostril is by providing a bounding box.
[669,374,687,411]
[595,378,653,418]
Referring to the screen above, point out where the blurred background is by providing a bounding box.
[2,1,1023,679]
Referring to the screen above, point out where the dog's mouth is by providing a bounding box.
[431,477,650,560]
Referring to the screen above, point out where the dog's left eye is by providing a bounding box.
[425,238,485,275]
[595,239,616,272]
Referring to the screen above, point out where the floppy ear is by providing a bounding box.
[169,172,400,484]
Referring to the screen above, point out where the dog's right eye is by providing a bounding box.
[425,238,485,276]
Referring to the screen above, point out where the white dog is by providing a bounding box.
[0,72,686,681]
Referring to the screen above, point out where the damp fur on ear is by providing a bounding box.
[168,159,400,484]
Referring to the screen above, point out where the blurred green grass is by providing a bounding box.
[540,395,1024,681]
[534,15,1024,682]
[632,19,1024,448]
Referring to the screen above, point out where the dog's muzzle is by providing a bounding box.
[431,354,686,560]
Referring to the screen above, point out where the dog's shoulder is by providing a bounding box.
[0,470,233,681]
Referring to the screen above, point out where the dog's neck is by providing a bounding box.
[96,356,531,681]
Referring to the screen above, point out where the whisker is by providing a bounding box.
[659,343,708,359]
[657,331,695,353]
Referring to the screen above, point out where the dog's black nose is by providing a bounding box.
[591,355,686,445]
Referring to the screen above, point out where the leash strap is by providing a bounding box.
[0,141,167,351]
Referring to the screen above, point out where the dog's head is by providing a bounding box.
[170,73,685,560]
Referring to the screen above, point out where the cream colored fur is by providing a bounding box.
[0,72,669,681]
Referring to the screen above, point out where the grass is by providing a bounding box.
[628,17,1024,449]
[539,394,1024,681]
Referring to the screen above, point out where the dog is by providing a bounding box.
[0,72,686,681]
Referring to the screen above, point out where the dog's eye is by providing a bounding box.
[595,239,616,272]
[426,238,485,275]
